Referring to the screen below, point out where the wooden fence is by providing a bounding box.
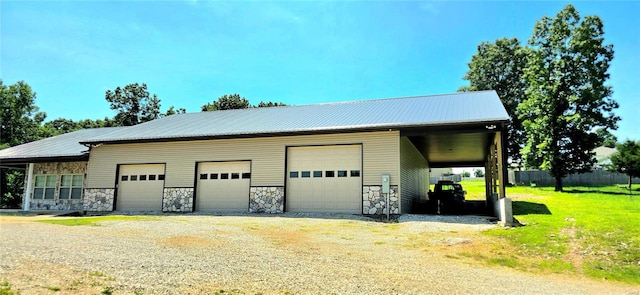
[513,170,639,187]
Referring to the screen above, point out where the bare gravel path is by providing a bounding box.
[0,214,638,294]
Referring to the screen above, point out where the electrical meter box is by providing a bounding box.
[381,174,390,194]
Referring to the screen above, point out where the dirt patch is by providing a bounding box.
[2,259,115,295]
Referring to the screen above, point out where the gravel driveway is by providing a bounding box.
[0,213,637,295]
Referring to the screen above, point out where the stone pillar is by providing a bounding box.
[162,188,194,212]
[362,185,398,215]
[249,186,284,213]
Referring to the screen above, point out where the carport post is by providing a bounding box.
[496,131,506,200]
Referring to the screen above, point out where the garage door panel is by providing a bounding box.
[197,161,250,211]
[117,164,165,211]
[287,145,361,214]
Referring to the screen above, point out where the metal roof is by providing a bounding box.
[82,91,508,144]
[0,127,126,163]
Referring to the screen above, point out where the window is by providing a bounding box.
[210,173,218,179]
[200,173,208,180]
[130,175,138,181]
[301,171,311,178]
[350,170,361,177]
[139,175,147,181]
[149,174,156,181]
[289,171,299,178]
[60,175,83,199]
[338,170,348,177]
[242,172,251,179]
[325,171,335,177]
[34,175,56,199]
[313,171,322,178]
[231,173,240,179]
[221,173,229,179]
[121,175,129,181]
[158,174,165,181]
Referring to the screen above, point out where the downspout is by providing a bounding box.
[24,163,34,211]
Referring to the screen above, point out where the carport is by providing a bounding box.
[404,120,511,224]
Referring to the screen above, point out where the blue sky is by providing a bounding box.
[2,1,639,141]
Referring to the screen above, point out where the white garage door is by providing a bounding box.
[197,161,251,211]
[117,164,165,211]
[287,145,361,213]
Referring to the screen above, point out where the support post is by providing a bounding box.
[24,163,34,211]
[496,131,506,199]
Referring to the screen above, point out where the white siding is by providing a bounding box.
[86,131,400,189]
[399,137,429,214]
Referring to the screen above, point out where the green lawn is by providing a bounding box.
[37,215,160,226]
[458,179,640,284]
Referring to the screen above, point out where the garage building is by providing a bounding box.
[1,91,511,221]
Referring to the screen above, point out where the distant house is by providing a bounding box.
[0,91,511,221]
[593,146,616,170]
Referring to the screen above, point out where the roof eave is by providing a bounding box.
[0,154,89,165]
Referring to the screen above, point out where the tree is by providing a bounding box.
[596,128,618,148]
[162,106,186,117]
[461,171,471,178]
[518,4,619,191]
[609,140,640,189]
[256,101,287,108]
[0,80,46,208]
[202,94,250,111]
[105,83,162,126]
[0,80,46,148]
[474,169,485,178]
[461,38,529,166]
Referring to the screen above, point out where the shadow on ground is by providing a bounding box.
[513,201,551,215]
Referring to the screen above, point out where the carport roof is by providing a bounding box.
[0,127,125,164]
[81,91,509,144]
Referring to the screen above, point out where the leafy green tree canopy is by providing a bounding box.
[255,101,287,108]
[162,106,186,117]
[474,169,485,178]
[596,128,618,148]
[518,4,619,191]
[610,140,640,189]
[202,94,250,111]
[461,38,529,166]
[0,80,46,148]
[0,80,46,208]
[105,83,162,126]
[202,94,287,111]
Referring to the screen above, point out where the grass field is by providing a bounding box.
[457,179,640,284]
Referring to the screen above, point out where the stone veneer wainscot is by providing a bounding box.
[27,162,87,210]
[163,188,194,212]
[83,188,115,212]
[362,185,399,215]
[249,186,284,213]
